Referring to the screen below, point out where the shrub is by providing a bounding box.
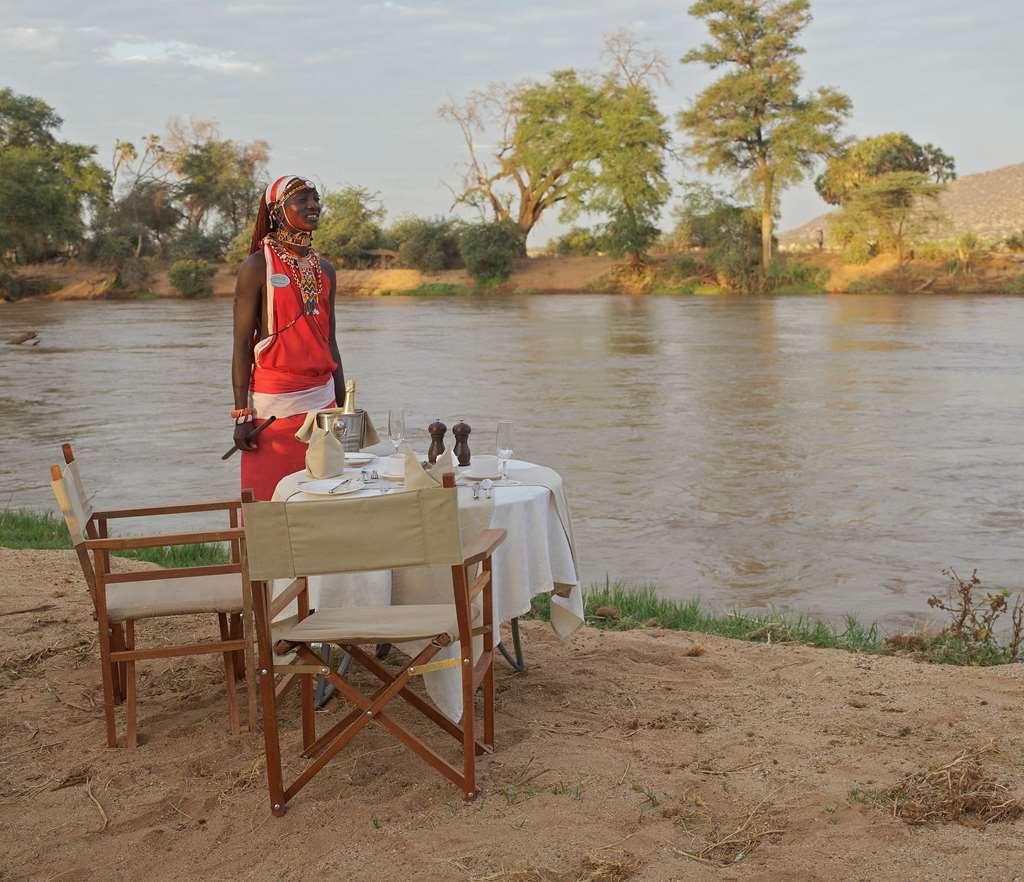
[169,259,216,298]
[672,185,762,293]
[548,226,603,256]
[765,259,828,293]
[600,207,660,266]
[458,221,523,283]
[1004,231,1024,252]
[842,238,874,264]
[945,232,986,276]
[913,241,951,262]
[387,216,463,272]
[115,256,153,291]
[0,271,59,301]
[169,227,227,262]
[316,186,385,267]
[224,226,253,267]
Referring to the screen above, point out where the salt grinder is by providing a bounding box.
[452,420,471,466]
[427,419,447,464]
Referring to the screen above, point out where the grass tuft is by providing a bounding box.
[0,507,229,567]
[530,579,884,655]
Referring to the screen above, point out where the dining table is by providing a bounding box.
[270,451,584,721]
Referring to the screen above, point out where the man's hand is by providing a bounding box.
[233,422,260,452]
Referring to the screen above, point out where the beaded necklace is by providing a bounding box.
[266,235,323,316]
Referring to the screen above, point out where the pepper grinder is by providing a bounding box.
[452,420,471,466]
[427,419,447,464]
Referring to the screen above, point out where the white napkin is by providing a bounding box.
[403,448,440,491]
[429,448,456,482]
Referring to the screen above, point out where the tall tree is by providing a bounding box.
[440,39,671,249]
[815,132,956,205]
[0,89,108,262]
[678,0,851,266]
[163,117,269,236]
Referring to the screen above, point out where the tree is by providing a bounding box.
[828,171,944,263]
[678,0,851,267]
[673,184,762,292]
[458,221,523,282]
[0,89,108,262]
[440,36,671,249]
[316,186,385,267]
[163,117,268,237]
[815,132,956,205]
[387,216,463,272]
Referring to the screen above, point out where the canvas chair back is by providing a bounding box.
[50,459,94,546]
[241,486,464,582]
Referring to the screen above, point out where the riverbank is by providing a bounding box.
[6,252,1023,302]
[2,545,1023,881]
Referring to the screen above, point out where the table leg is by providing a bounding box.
[314,645,353,710]
[497,617,525,672]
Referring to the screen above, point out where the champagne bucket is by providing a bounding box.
[316,410,365,452]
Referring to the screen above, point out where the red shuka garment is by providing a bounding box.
[240,242,337,501]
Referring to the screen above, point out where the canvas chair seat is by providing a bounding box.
[278,603,458,645]
[105,573,244,623]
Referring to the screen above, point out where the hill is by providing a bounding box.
[781,161,1024,247]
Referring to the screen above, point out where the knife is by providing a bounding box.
[221,416,277,460]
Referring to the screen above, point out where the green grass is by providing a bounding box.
[529,579,1023,666]
[0,507,230,567]
[528,579,884,654]
[380,282,469,297]
[135,289,160,301]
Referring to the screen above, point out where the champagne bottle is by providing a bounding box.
[342,379,356,413]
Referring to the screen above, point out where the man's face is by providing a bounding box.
[283,187,321,231]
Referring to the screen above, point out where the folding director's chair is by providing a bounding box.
[240,472,505,816]
[50,443,256,748]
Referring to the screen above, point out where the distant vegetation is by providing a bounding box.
[5,1,1014,298]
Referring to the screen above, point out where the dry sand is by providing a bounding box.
[2,547,1023,882]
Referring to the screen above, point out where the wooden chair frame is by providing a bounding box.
[52,443,257,748]
[241,474,506,816]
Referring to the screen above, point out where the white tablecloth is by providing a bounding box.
[271,457,584,719]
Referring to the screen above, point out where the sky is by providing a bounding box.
[3,0,1022,243]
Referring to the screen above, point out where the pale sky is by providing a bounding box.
[4,0,1022,243]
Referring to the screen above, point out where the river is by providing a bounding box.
[3,293,1023,627]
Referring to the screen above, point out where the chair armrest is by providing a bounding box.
[462,528,506,566]
[84,528,244,551]
[268,578,308,620]
[92,500,242,519]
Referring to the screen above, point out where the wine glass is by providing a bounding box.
[496,420,513,480]
[388,408,406,454]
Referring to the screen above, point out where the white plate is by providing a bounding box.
[462,469,501,481]
[296,476,366,496]
[345,452,376,466]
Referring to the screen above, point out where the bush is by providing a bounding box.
[115,256,153,291]
[765,259,828,293]
[842,238,874,264]
[1005,231,1024,252]
[169,259,216,298]
[316,186,385,267]
[224,226,253,267]
[168,227,227,262]
[548,226,603,256]
[387,216,463,272]
[458,221,523,283]
[0,271,59,301]
[600,207,660,265]
[672,185,762,293]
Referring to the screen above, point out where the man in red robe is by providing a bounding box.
[231,176,344,500]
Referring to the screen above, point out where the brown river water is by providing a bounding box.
[2,294,1023,627]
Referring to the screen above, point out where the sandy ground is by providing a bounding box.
[2,547,1023,882]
